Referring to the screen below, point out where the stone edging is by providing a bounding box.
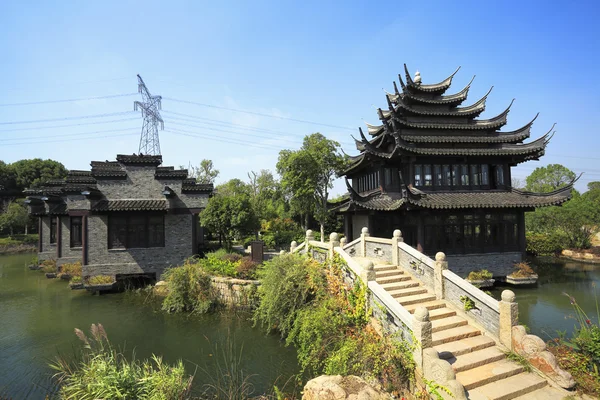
[443,269,500,312]
[561,249,600,264]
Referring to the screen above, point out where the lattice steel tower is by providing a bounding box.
[134,74,164,155]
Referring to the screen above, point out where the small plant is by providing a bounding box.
[460,295,476,311]
[71,276,82,284]
[235,257,259,280]
[30,256,38,265]
[42,264,57,273]
[87,275,114,285]
[161,260,216,314]
[511,261,536,277]
[467,269,493,281]
[61,261,82,277]
[505,350,532,372]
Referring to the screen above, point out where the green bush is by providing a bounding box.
[87,275,114,285]
[50,324,192,400]
[253,253,325,337]
[162,261,216,314]
[526,232,566,256]
[467,269,493,281]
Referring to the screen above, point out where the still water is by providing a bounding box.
[492,257,600,339]
[0,253,300,399]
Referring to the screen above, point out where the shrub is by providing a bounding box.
[88,275,114,285]
[42,264,57,273]
[526,232,565,256]
[61,261,82,277]
[253,253,326,337]
[41,259,56,269]
[71,276,82,284]
[235,257,259,280]
[50,324,193,400]
[511,262,536,277]
[199,251,237,277]
[467,269,493,281]
[161,261,216,314]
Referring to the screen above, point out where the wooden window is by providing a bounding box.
[414,165,422,186]
[127,215,147,248]
[461,165,469,186]
[108,214,165,249]
[471,164,481,186]
[148,215,165,247]
[434,165,442,186]
[452,165,460,186]
[442,165,451,186]
[424,165,432,186]
[481,165,489,185]
[70,217,82,248]
[50,217,57,244]
[108,215,127,249]
[495,165,505,186]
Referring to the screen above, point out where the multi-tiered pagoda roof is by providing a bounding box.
[334,65,574,213]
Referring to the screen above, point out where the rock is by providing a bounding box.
[45,273,57,279]
[585,253,595,259]
[302,375,390,400]
[153,280,169,297]
[562,249,573,257]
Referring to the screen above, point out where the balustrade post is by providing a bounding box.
[329,232,340,259]
[434,252,448,300]
[339,236,347,248]
[360,227,369,257]
[499,290,519,349]
[413,307,432,371]
[290,240,297,253]
[391,229,402,266]
[305,229,314,244]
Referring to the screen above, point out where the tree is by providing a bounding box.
[277,133,347,240]
[525,164,576,193]
[199,179,259,248]
[588,182,600,192]
[0,201,28,235]
[247,170,286,225]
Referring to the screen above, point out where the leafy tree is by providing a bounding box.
[199,179,259,248]
[247,169,286,225]
[0,161,16,191]
[277,133,347,240]
[588,182,600,192]
[0,201,28,235]
[194,159,220,184]
[10,159,67,190]
[525,164,576,193]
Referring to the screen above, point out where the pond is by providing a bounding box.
[0,253,300,399]
[491,256,600,339]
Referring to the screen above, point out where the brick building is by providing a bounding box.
[24,154,212,279]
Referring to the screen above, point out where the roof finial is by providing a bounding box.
[414,70,422,84]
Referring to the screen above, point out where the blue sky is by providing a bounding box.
[0,0,599,194]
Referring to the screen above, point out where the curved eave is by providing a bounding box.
[402,75,475,106]
[346,179,406,211]
[405,65,461,94]
[392,88,490,117]
[365,122,384,136]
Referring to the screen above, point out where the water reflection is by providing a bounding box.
[0,254,300,399]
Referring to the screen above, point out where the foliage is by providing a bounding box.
[467,269,493,281]
[200,180,259,248]
[61,261,82,277]
[161,259,216,314]
[71,276,82,284]
[525,164,576,193]
[277,133,348,236]
[247,169,287,226]
[504,351,532,372]
[261,217,304,249]
[42,264,57,273]
[189,159,220,185]
[50,323,193,400]
[525,232,566,255]
[511,261,536,278]
[460,295,476,311]
[87,275,114,285]
[235,257,259,280]
[0,234,38,245]
[0,158,67,192]
[253,253,325,337]
[416,378,453,400]
[0,201,28,235]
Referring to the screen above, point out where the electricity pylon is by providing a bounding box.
[134,74,163,155]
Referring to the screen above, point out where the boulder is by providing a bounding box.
[302,375,390,400]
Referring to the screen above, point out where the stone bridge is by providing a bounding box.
[291,228,575,400]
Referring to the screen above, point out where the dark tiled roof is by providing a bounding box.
[408,189,571,209]
[91,161,127,178]
[155,169,188,179]
[92,199,167,212]
[182,183,214,193]
[47,203,68,215]
[116,154,162,165]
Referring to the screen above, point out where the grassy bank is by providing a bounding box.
[0,234,37,255]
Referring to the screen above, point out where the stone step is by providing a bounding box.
[431,315,468,333]
[512,385,566,400]
[373,265,398,272]
[375,270,402,278]
[467,372,548,400]
[449,347,505,373]
[376,275,412,284]
[435,335,496,359]
[388,286,429,298]
[428,307,457,321]
[397,293,437,306]
[455,359,524,390]
[404,300,447,313]
[380,281,420,291]
[432,325,481,346]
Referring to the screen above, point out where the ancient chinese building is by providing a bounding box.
[24,154,212,279]
[331,66,573,276]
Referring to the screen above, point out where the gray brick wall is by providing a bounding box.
[58,216,83,266]
[447,252,522,278]
[84,213,193,278]
[399,248,435,288]
[39,216,56,262]
[444,278,500,337]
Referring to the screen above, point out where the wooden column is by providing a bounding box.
[518,211,526,256]
[38,217,43,253]
[82,215,88,266]
[417,215,424,253]
[56,216,62,259]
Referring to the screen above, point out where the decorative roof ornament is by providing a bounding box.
[414,70,422,84]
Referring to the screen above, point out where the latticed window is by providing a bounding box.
[108,214,164,249]
[50,217,57,244]
[70,217,82,248]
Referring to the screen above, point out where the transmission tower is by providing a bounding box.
[134,74,164,155]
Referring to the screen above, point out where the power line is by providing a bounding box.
[0,118,139,133]
[0,76,133,93]
[164,128,277,150]
[0,93,138,107]
[0,111,135,125]
[1,132,138,146]
[0,127,139,142]
[163,97,356,131]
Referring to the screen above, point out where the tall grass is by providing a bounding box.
[49,324,193,400]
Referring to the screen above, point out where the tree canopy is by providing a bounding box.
[0,159,67,193]
[525,164,576,193]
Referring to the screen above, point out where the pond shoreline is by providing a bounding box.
[0,245,36,255]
